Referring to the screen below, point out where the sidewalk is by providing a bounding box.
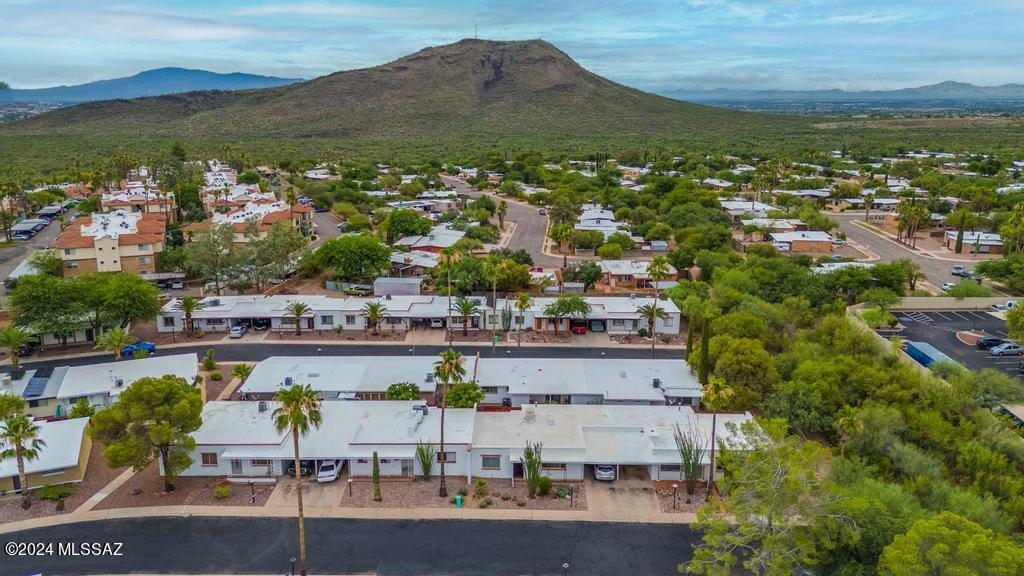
[0,501,697,535]
[851,220,994,263]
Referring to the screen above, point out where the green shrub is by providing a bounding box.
[597,243,623,260]
[37,484,73,501]
[201,348,217,371]
[516,499,526,507]
[555,484,573,499]
[210,371,223,381]
[213,484,231,500]
[479,499,489,508]
[861,308,897,329]
[500,493,512,501]
[537,476,553,496]
[637,327,649,338]
[457,486,468,497]
[474,478,488,497]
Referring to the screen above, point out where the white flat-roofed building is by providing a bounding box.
[769,231,835,254]
[236,356,701,406]
[158,294,488,334]
[54,353,199,412]
[0,417,92,493]
[175,402,752,483]
[394,224,465,252]
[719,199,773,220]
[471,404,752,482]
[177,400,475,480]
[575,208,624,238]
[944,230,1004,254]
[497,295,681,335]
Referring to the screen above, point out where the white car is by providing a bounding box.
[170,280,184,289]
[229,325,248,338]
[941,282,956,292]
[991,342,1024,356]
[317,460,342,483]
[593,464,616,481]
[430,318,445,329]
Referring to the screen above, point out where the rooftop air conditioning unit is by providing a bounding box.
[653,378,662,389]
[114,378,125,388]
[284,376,294,387]
[258,401,268,412]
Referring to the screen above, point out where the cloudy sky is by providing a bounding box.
[2,0,1021,93]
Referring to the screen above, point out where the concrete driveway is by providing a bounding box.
[266,476,348,508]
[585,465,658,516]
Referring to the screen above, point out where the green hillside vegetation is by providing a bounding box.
[4,39,1022,175]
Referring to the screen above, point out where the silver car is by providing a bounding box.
[990,342,1024,356]
[593,464,616,481]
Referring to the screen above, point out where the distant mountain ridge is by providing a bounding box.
[667,81,1024,102]
[0,68,302,103]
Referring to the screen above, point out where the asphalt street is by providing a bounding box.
[19,342,683,371]
[0,209,73,295]
[3,517,700,575]
[443,177,562,268]
[833,213,977,289]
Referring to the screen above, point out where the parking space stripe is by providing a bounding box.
[950,312,968,321]
[932,311,951,321]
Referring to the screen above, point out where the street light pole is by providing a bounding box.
[562,562,570,576]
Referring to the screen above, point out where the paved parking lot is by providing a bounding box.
[889,309,1022,380]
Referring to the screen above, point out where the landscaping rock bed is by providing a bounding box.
[340,477,586,511]
[94,461,272,510]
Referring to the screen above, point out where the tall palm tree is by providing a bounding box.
[496,200,508,231]
[453,296,481,337]
[0,414,46,509]
[433,348,465,498]
[0,326,32,371]
[95,327,136,361]
[514,292,532,349]
[646,256,671,302]
[175,296,205,337]
[484,255,502,347]
[286,189,298,222]
[285,301,311,336]
[437,248,461,344]
[637,303,669,357]
[272,383,322,576]
[701,377,734,501]
[360,301,389,336]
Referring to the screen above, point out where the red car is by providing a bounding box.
[571,325,587,335]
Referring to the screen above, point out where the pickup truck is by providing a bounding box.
[989,300,1018,312]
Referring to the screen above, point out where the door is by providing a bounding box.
[12,474,21,493]
[230,459,243,475]
[401,459,413,477]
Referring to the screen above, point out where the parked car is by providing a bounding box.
[989,300,1018,312]
[170,280,185,289]
[1018,360,1024,374]
[16,341,37,357]
[976,336,1009,350]
[429,318,445,329]
[11,233,31,241]
[962,272,983,282]
[593,464,616,481]
[990,342,1024,356]
[121,341,157,356]
[589,320,606,333]
[343,284,372,296]
[831,238,846,245]
[951,264,966,276]
[538,207,547,215]
[253,319,271,331]
[941,282,956,292]
[571,325,587,335]
[229,325,248,338]
[286,460,315,477]
[317,460,342,483]
[155,280,169,288]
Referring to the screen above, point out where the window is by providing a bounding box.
[660,464,681,472]
[356,459,368,464]
[66,262,78,270]
[380,459,391,464]
[612,319,625,326]
[251,459,271,467]
[139,257,152,265]
[664,317,674,327]
[28,400,39,408]
[162,317,176,327]
[41,469,66,477]
[481,455,502,470]
[345,315,357,325]
[201,453,218,467]
[480,386,498,394]
[63,248,75,256]
[207,319,225,325]
[231,459,243,475]
[542,462,566,471]
[359,392,386,401]
[320,315,334,325]
[437,451,456,464]
[138,243,150,250]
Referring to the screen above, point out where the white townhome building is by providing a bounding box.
[495,296,681,335]
[175,401,752,484]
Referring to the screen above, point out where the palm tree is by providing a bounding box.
[361,301,389,336]
[863,192,874,222]
[484,255,502,346]
[514,292,532,348]
[175,296,205,337]
[496,200,508,231]
[637,303,669,357]
[437,248,461,344]
[0,326,32,371]
[272,383,322,576]
[95,327,136,361]
[285,301,311,336]
[453,296,481,337]
[0,414,46,509]
[646,256,671,301]
[286,189,298,222]
[232,363,254,383]
[433,348,465,498]
[702,376,734,501]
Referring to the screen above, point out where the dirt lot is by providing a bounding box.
[0,441,125,524]
[94,461,272,510]
[340,477,586,511]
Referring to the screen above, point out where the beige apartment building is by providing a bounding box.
[51,210,167,277]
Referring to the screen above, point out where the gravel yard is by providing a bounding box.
[340,477,586,511]
[655,480,708,514]
[0,440,125,524]
[94,461,272,510]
